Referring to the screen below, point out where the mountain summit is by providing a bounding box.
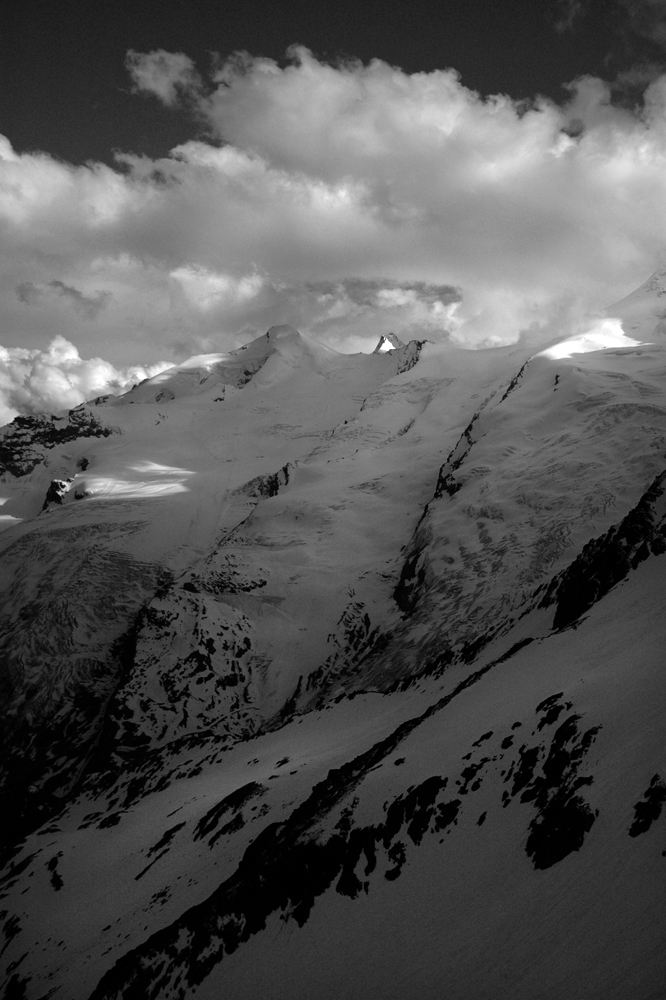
[1,294,665,999]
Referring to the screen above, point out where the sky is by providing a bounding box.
[2,0,666,421]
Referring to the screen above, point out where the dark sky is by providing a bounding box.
[1,0,662,165]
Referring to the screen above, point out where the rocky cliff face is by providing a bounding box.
[1,316,666,1000]
[0,408,116,478]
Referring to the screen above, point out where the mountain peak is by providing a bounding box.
[265,324,302,340]
[373,332,406,353]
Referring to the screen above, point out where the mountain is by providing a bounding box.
[0,288,665,1000]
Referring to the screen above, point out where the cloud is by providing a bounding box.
[170,266,264,312]
[555,0,588,34]
[0,336,170,427]
[125,49,202,106]
[288,279,462,349]
[612,60,666,93]
[4,48,666,410]
[618,0,666,48]
[16,280,111,317]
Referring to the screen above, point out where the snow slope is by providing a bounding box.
[1,287,666,999]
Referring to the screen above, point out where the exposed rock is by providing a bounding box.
[0,410,117,478]
[233,463,293,499]
[541,468,666,629]
[629,775,666,837]
[394,339,425,374]
[41,478,72,511]
[372,333,406,353]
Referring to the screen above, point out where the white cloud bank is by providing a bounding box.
[3,48,666,417]
[0,336,170,426]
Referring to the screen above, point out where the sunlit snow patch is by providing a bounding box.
[0,498,22,530]
[535,317,647,360]
[0,514,22,531]
[84,460,194,499]
[129,461,194,475]
[148,354,229,380]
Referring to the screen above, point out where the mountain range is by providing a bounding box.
[1,272,666,999]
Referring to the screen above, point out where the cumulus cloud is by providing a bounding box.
[0,336,170,427]
[125,49,202,105]
[3,48,666,413]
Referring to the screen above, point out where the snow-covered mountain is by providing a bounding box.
[1,283,665,999]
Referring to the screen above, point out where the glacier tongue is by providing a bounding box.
[1,313,666,1000]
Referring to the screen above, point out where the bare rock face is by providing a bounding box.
[2,318,666,1000]
[41,478,72,510]
[0,408,117,477]
[0,520,166,852]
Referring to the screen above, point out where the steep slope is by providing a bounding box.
[376,339,666,688]
[85,555,666,1000]
[1,284,666,1000]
